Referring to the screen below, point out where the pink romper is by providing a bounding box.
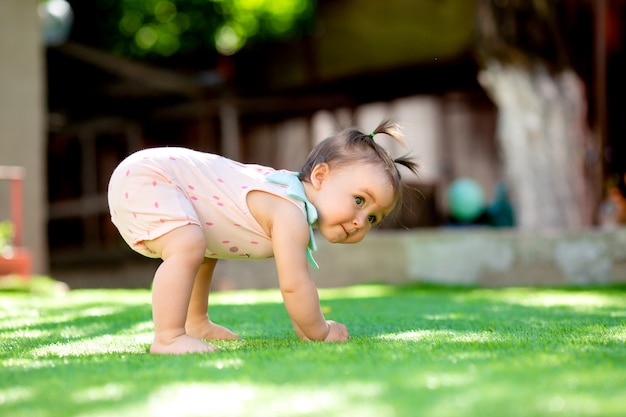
[107,147,318,267]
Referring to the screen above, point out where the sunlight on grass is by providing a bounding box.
[211,289,283,305]
[0,291,150,330]
[3,328,51,339]
[31,334,151,357]
[606,326,626,342]
[72,383,127,404]
[210,284,395,306]
[378,329,497,343]
[66,382,397,417]
[478,288,623,309]
[424,312,467,321]
[135,382,391,417]
[533,392,605,416]
[318,284,398,300]
[127,320,154,334]
[0,386,33,406]
[197,357,245,370]
[2,357,58,369]
[422,372,477,390]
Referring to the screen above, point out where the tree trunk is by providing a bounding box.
[475,0,596,230]
[478,62,592,230]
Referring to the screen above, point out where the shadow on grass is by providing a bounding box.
[1,284,625,417]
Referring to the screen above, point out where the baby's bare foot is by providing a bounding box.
[186,320,240,341]
[150,334,218,355]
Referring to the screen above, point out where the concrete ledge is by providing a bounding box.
[51,228,626,289]
[212,227,626,290]
[404,228,626,287]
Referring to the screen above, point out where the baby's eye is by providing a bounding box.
[368,215,377,224]
[354,196,364,206]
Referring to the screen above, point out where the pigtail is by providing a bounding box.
[369,118,404,141]
[368,119,420,180]
[393,155,420,179]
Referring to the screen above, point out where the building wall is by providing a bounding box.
[0,0,47,274]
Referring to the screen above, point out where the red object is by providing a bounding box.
[0,247,31,277]
[0,166,31,279]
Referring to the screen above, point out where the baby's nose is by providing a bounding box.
[353,214,369,228]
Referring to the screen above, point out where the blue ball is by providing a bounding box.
[447,178,485,222]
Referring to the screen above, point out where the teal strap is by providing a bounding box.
[266,171,319,268]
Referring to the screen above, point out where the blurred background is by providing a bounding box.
[1,0,624,288]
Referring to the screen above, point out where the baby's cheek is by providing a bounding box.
[318,225,338,243]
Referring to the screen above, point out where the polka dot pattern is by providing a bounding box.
[108,147,308,261]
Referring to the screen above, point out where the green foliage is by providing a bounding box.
[1,284,625,416]
[0,221,13,252]
[99,0,314,57]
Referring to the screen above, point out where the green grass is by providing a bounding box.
[1,283,625,417]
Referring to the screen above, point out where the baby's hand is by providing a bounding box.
[324,320,350,342]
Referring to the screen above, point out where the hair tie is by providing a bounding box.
[369,132,375,138]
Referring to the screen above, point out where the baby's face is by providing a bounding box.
[312,163,396,244]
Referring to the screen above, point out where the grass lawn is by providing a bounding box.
[1,281,625,417]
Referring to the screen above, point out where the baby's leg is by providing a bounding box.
[185,258,240,340]
[144,224,218,354]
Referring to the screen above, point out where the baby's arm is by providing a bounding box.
[273,217,339,340]
[248,191,349,342]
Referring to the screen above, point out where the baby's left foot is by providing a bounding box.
[186,320,240,341]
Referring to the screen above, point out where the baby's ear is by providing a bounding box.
[310,163,330,189]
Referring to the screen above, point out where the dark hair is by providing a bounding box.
[299,119,419,210]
